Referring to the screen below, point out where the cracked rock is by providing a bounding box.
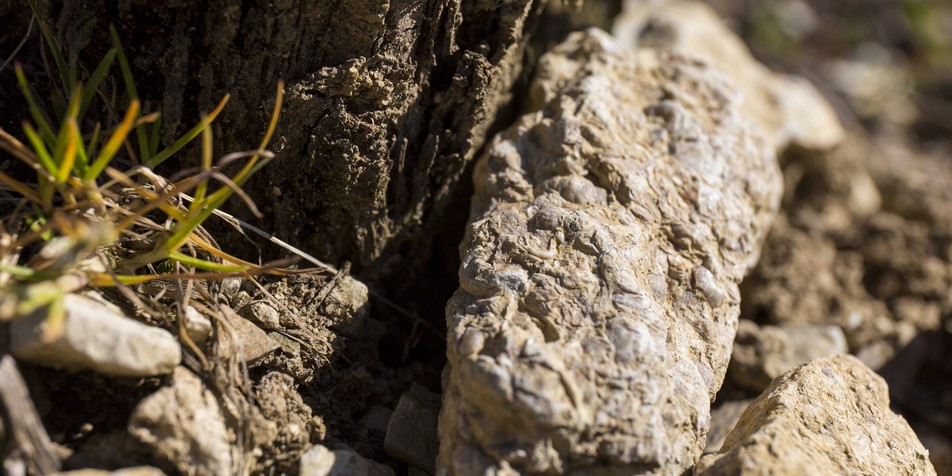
[697,355,936,475]
[438,29,782,475]
[129,367,236,476]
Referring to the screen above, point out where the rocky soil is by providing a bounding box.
[1,0,950,475]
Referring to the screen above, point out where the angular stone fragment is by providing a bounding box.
[697,355,936,475]
[182,306,212,345]
[385,384,441,474]
[129,367,237,476]
[10,293,180,377]
[614,1,844,151]
[299,444,395,476]
[728,319,847,392]
[50,468,166,476]
[438,29,782,475]
[219,305,279,365]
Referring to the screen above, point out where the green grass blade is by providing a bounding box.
[25,0,70,91]
[145,95,229,169]
[167,250,248,273]
[86,100,140,180]
[192,119,213,205]
[56,119,79,183]
[15,65,56,144]
[109,25,152,162]
[109,26,138,100]
[22,123,57,176]
[79,49,116,119]
[50,87,81,179]
[0,263,37,279]
[85,122,101,160]
[148,116,162,157]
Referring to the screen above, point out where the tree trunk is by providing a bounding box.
[31,0,545,284]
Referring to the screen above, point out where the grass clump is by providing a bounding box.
[0,13,289,341]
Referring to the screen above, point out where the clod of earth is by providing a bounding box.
[438,29,782,475]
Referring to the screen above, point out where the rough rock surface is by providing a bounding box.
[697,355,936,475]
[49,468,166,476]
[299,444,395,476]
[728,319,847,392]
[128,367,237,476]
[10,293,180,377]
[384,383,441,473]
[438,29,781,475]
[613,0,844,151]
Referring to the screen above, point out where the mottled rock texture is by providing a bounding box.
[697,355,936,475]
[129,368,237,476]
[614,0,844,152]
[438,29,781,475]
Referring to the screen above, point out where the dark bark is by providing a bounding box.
[25,0,545,285]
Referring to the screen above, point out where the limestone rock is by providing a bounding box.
[219,305,279,365]
[182,306,211,346]
[299,444,394,476]
[359,405,393,438]
[614,0,844,151]
[704,400,753,454]
[10,293,180,377]
[50,468,165,476]
[697,355,936,475]
[438,29,782,475]
[129,367,237,476]
[385,384,440,474]
[728,319,847,392]
[240,302,281,330]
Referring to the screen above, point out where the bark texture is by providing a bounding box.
[36,0,545,279]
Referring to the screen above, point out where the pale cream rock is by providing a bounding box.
[129,367,237,476]
[10,293,180,377]
[614,0,845,151]
[697,355,936,475]
[438,29,781,475]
